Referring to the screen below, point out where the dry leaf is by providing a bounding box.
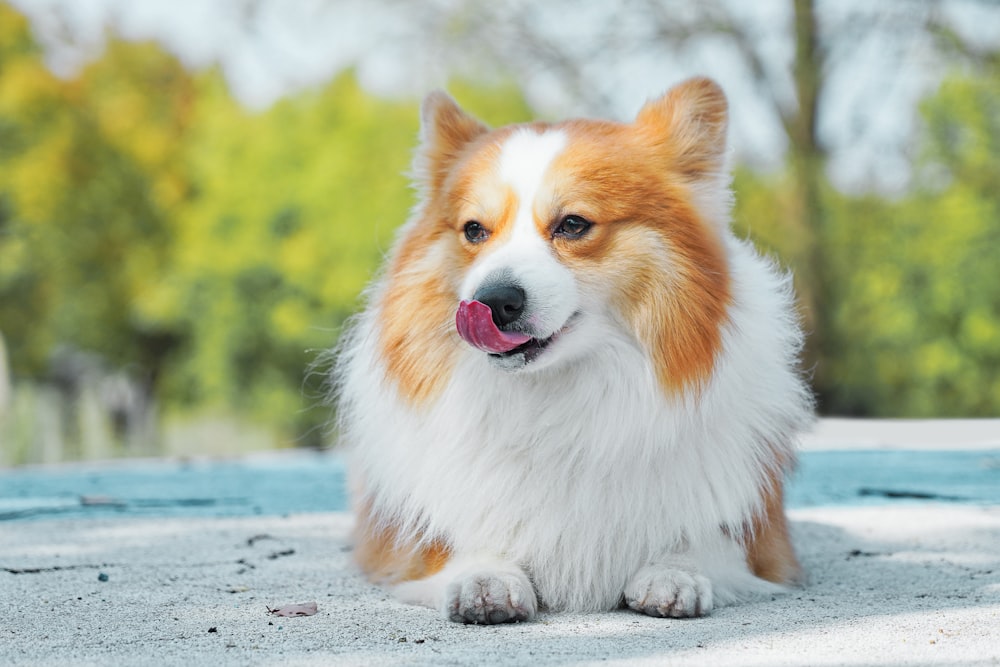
[267,601,318,617]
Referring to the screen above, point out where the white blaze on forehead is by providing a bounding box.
[498,128,567,233]
[459,127,578,338]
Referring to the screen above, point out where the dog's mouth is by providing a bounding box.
[455,300,566,364]
[488,331,558,363]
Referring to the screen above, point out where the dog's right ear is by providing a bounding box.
[413,91,489,193]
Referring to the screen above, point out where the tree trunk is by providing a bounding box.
[789,0,830,407]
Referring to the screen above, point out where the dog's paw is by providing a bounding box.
[624,564,713,618]
[444,569,537,624]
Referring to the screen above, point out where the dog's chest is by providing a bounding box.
[376,357,765,602]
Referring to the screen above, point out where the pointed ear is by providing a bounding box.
[635,77,729,180]
[413,91,489,192]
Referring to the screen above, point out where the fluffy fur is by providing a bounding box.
[334,77,814,623]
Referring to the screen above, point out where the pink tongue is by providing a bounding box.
[456,300,532,353]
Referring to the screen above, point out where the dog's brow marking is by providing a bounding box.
[498,129,566,243]
[499,129,566,198]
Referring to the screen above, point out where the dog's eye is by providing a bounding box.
[463,221,489,244]
[554,215,592,239]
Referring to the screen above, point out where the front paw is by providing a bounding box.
[444,569,537,624]
[625,564,713,618]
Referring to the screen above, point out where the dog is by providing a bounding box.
[334,77,813,624]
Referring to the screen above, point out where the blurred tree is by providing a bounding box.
[152,73,534,442]
[4,0,998,448]
[147,71,419,440]
[367,0,999,412]
[822,69,1000,416]
[0,7,193,389]
[1,1,538,449]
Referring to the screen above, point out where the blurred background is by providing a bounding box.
[0,0,997,465]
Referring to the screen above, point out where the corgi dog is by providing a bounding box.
[334,77,813,624]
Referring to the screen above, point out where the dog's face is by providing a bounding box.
[453,128,585,373]
[377,79,733,401]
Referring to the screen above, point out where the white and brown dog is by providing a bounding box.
[334,77,813,623]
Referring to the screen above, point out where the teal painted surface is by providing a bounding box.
[0,452,347,521]
[1,450,998,522]
[787,449,1000,507]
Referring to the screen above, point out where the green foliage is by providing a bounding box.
[0,12,193,379]
[156,74,535,440]
[734,70,1000,417]
[0,2,540,448]
[821,72,1000,416]
[731,168,802,264]
[152,71,421,440]
[2,0,999,454]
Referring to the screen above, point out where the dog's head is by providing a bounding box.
[377,78,733,401]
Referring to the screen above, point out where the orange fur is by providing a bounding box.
[378,234,461,405]
[542,115,731,394]
[379,122,528,404]
[351,78,806,615]
[745,468,803,585]
[377,105,493,404]
[634,77,729,182]
[353,496,451,584]
[418,91,489,196]
[382,81,732,400]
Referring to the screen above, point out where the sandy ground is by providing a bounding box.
[2,419,999,666]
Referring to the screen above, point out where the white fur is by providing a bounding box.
[459,129,577,346]
[338,236,811,614]
[334,110,813,620]
[625,562,713,618]
[394,555,538,623]
[498,128,567,203]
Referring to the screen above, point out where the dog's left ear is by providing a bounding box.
[635,77,728,180]
[413,91,489,193]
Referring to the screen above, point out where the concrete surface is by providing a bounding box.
[2,419,999,666]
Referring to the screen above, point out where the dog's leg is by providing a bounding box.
[392,555,537,624]
[745,476,803,585]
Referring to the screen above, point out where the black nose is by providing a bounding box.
[474,284,525,328]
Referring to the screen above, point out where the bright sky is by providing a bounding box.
[8,0,999,193]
